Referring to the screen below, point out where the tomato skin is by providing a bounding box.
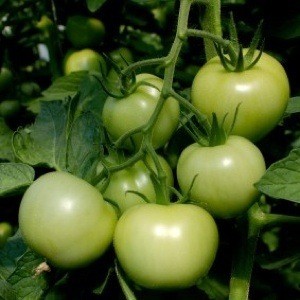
[114,203,218,289]
[98,155,174,213]
[0,222,13,247]
[102,73,180,150]
[19,171,117,269]
[191,50,290,142]
[176,136,266,219]
[66,15,105,49]
[63,49,107,75]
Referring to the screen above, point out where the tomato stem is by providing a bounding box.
[197,0,222,60]
[229,204,262,300]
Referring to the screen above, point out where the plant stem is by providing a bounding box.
[197,0,222,60]
[229,204,263,300]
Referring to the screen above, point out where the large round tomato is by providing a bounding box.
[66,15,105,49]
[63,49,107,75]
[102,73,180,150]
[97,154,174,214]
[114,203,218,289]
[191,50,290,142]
[19,171,117,269]
[176,136,266,219]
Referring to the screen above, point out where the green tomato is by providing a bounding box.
[0,100,21,119]
[19,171,117,269]
[0,68,13,93]
[114,203,218,289]
[102,73,180,150]
[0,222,13,248]
[97,154,174,214]
[177,136,266,219]
[191,50,290,142]
[63,49,107,75]
[66,15,105,49]
[109,47,134,66]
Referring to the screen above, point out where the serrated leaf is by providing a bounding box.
[255,148,300,203]
[7,250,49,300]
[0,163,35,197]
[86,0,107,12]
[0,118,14,162]
[42,72,88,100]
[0,231,27,280]
[12,101,68,170]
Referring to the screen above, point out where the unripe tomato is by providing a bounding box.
[97,154,174,213]
[102,73,180,150]
[63,49,107,75]
[19,171,117,269]
[177,136,266,219]
[114,203,218,289]
[0,222,13,247]
[191,50,290,142]
[66,15,105,49]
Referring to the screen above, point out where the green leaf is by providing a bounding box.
[12,101,69,170]
[42,72,88,100]
[0,118,14,162]
[67,112,102,182]
[7,250,49,300]
[0,231,27,280]
[285,97,300,114]
[76,74,108,117]
[0,163,34,197]
[0,279,17,300]
[255,148,300,203]
[86,0,107,12]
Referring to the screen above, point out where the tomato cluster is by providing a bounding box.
[17,12,291,293]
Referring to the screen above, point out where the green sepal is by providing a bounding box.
[208,113,227,146]
[214,14,264,72]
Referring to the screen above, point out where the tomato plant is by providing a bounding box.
[19,171,117,269]
[63,48,107,75]
[97,154,174,213]
[191,50,290,142]
[102,73,180,150]
[114,203,219,289]
[65,15,105,49]
[177,135,266,219]
[0,0,299,299]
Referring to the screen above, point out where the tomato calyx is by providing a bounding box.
[182,104,241,147]
[214,14,264,72]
